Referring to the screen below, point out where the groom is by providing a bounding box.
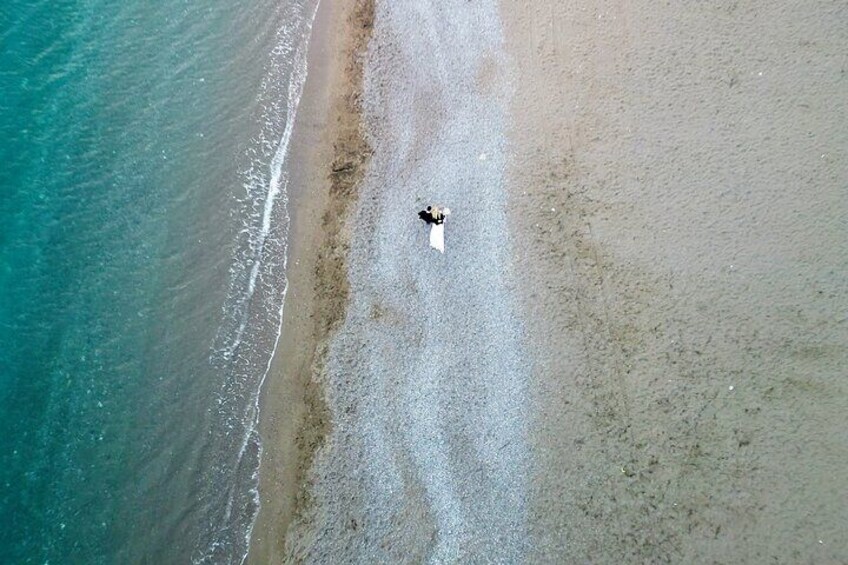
[418,205,445,225]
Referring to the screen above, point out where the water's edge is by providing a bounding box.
[203,1,323,563]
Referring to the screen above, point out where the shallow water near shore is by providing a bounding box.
[0,0,316,561]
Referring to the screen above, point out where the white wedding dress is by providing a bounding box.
[429,208,451,253]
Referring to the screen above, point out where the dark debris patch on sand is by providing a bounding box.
[287,0,375,551]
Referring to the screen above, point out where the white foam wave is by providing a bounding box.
[198,0,321,563]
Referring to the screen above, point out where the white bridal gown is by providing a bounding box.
[429,208,451,253]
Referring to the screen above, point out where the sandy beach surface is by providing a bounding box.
[253,0,847,562]
[505,1,847,562]
[248,0,373,561]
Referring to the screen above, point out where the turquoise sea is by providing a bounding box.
[0,0,317,561]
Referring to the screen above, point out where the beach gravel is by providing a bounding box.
[285,1,530,562]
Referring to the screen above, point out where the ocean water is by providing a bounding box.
[0,0,317,562]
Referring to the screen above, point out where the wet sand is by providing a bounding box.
[248,0,373,561]
[254,0,848,562]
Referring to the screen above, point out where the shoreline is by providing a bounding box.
[247,0,374,561]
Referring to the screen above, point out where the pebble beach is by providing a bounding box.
[251,0,848,562]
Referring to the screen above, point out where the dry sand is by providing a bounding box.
[253,0,848,562]
[505,1,848,562]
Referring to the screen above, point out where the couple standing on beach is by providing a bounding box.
[419,205,451,253]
